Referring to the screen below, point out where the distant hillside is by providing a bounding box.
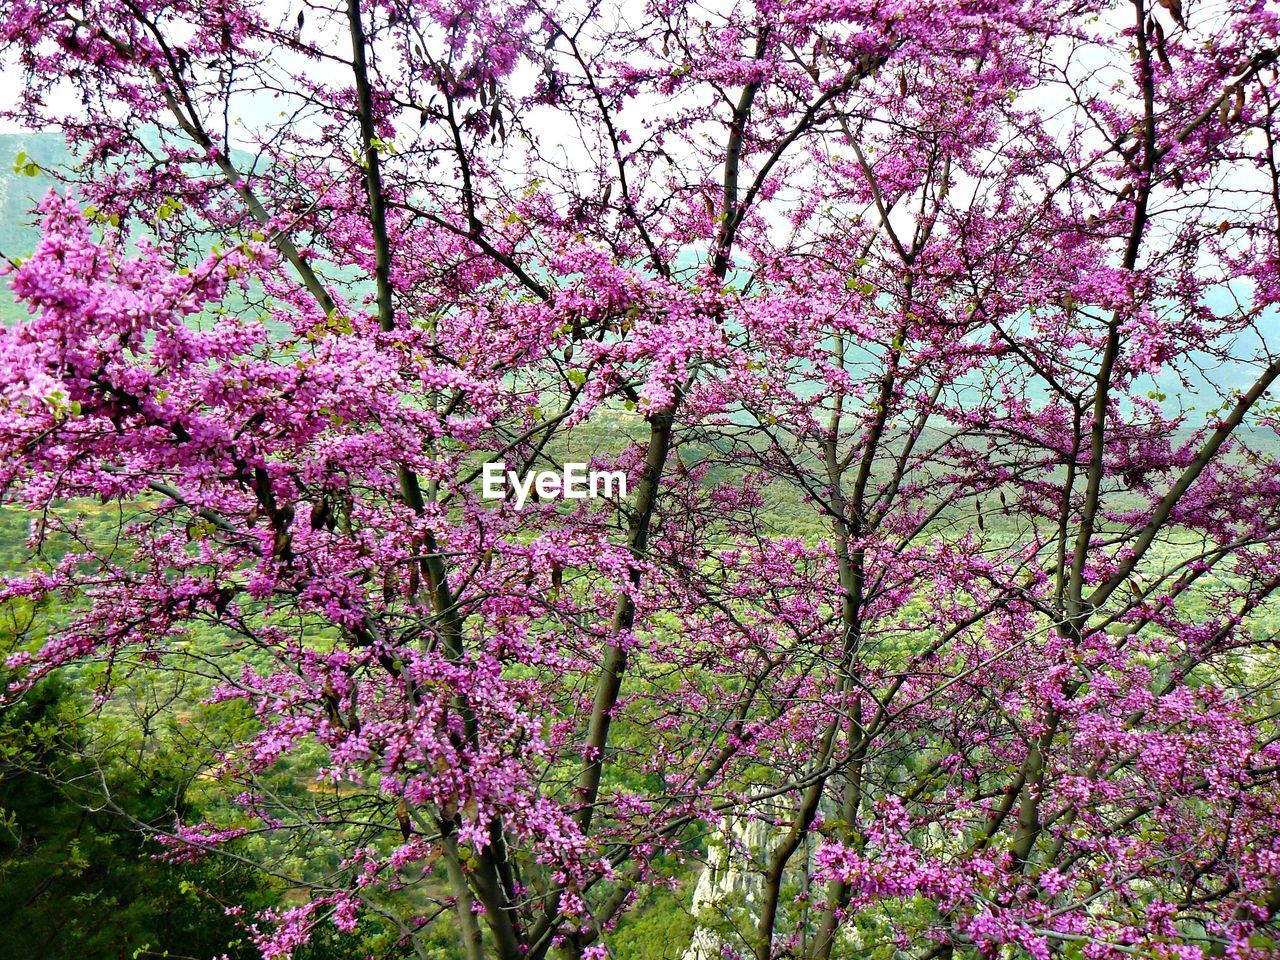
[0,133,69,323]
[0,134,1274,425]
[0,132,67,256]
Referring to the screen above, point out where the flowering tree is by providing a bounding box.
[3,0,1280,957]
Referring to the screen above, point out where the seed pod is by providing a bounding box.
[397,799,412,841]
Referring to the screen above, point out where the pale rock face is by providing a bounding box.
[682,799,826,960]
[680,806,966,959]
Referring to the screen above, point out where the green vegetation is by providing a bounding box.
[0,590,415,960]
